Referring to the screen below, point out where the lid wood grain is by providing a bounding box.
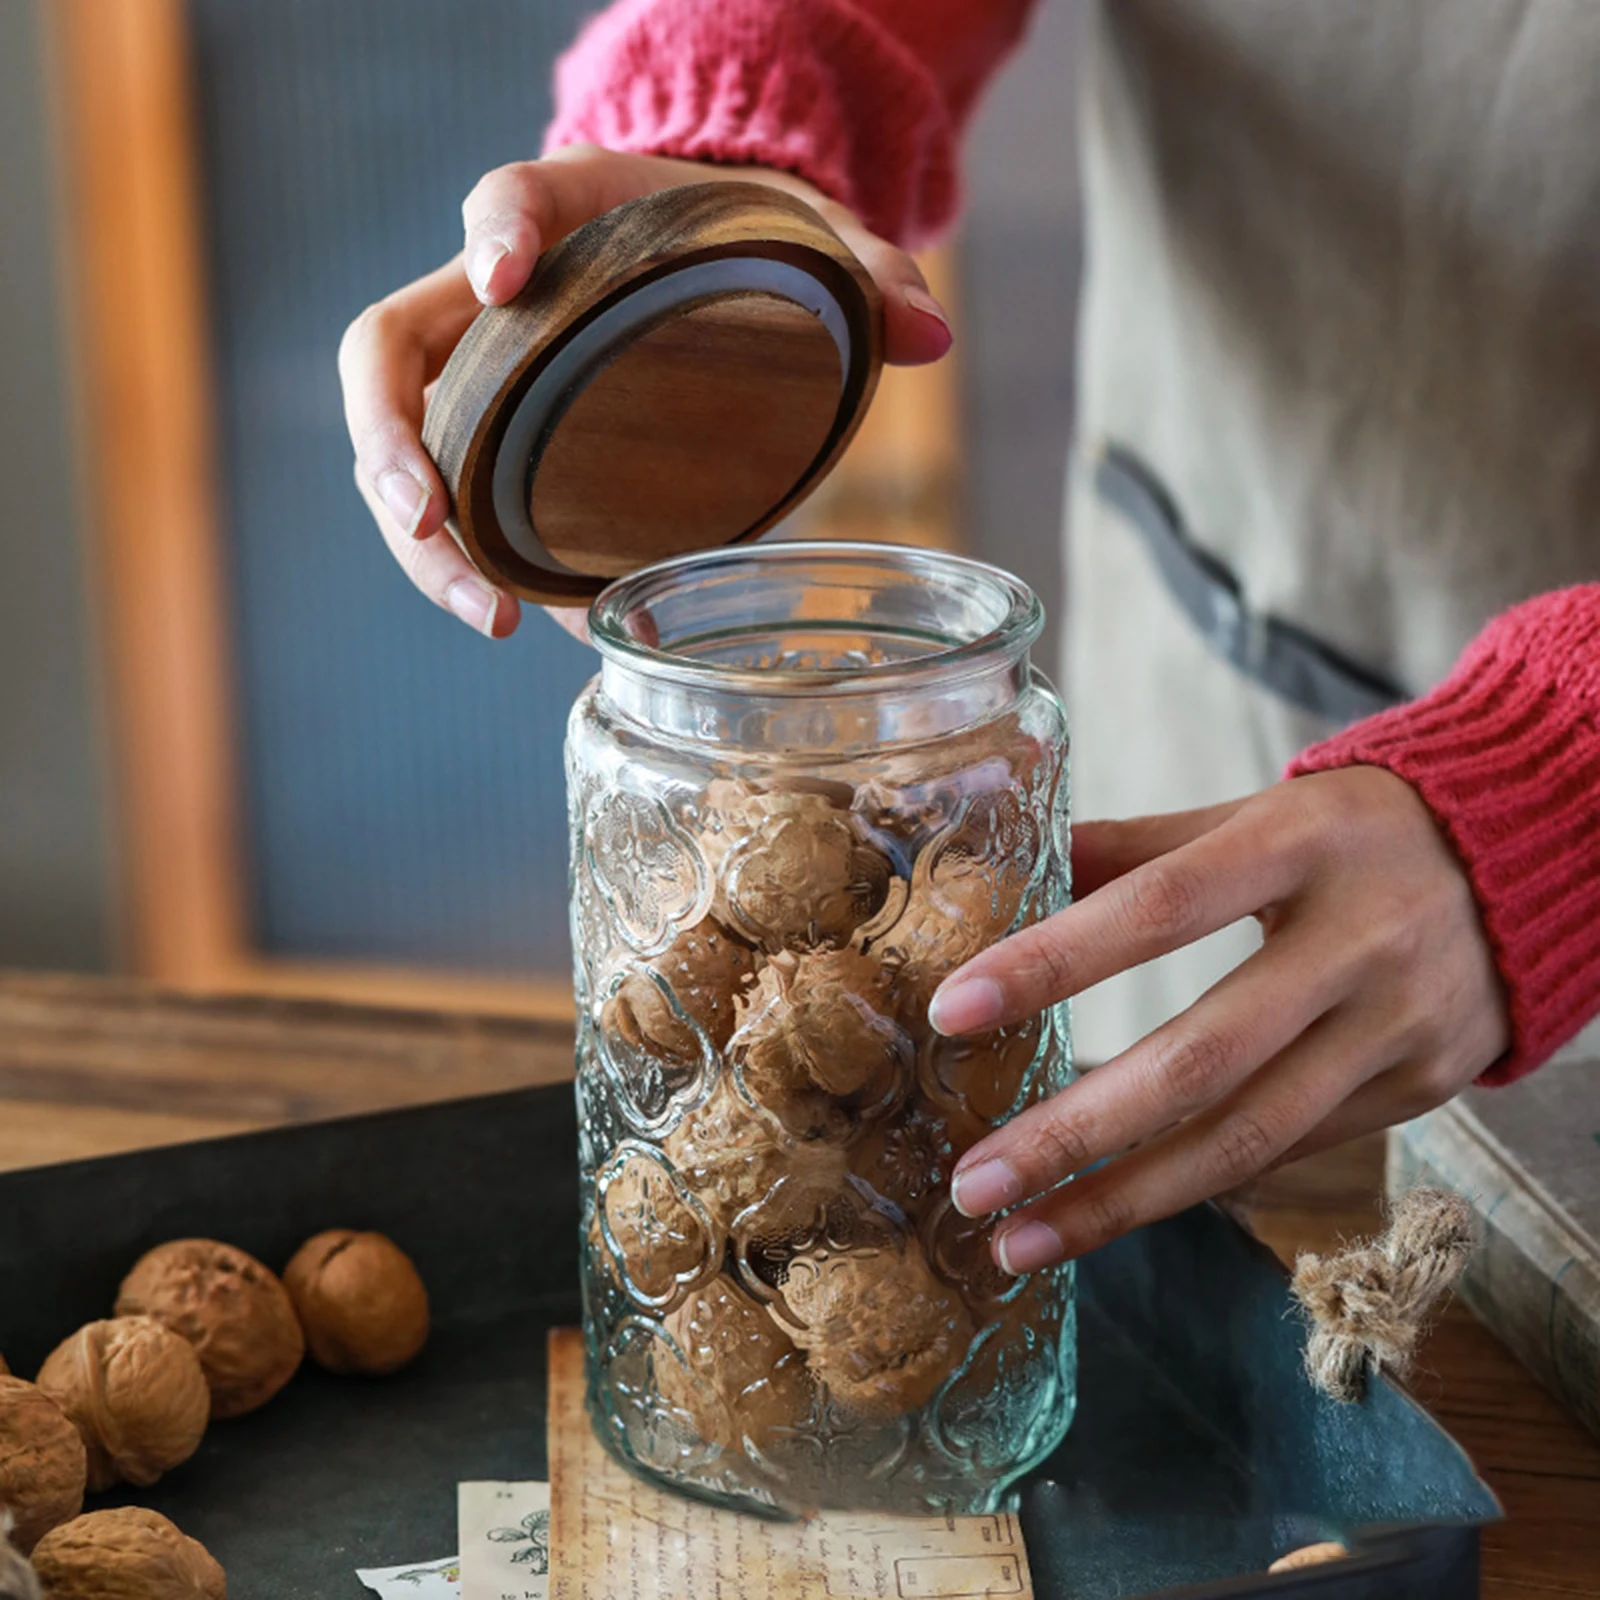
[421,182,884,604]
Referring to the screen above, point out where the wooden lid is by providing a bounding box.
[421,182,885,605]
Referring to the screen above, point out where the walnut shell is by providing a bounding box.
[282,1232,429,1378]
[596,1152,718,1309]
[35,1320,208,1492]
[849,1096,975,1225]
[664,1081,845,1234]
[874,869,1016,1022]
[732,948,906,1106]
[600,917,755,1065]
[0,1378,86,1555]
[0,1357,8,1377]
[30,1508,224,1599]
[778,1237,974,1421]
[701,785,892,952]
[656,1277,810,1452]
[115,1241,304,1419]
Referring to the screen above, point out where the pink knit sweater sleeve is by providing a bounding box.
[1287,586,1600,1085]
[543,0,1037,245]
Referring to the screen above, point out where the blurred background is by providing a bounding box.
[0,0,1082,1016]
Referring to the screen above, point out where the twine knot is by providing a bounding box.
[1290,1185,1474,1402]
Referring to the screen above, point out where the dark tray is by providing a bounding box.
[0,1085,1499,1598]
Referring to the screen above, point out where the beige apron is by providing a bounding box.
[1066,0,1600,1065]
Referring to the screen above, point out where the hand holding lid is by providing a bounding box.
[422,182,885,605]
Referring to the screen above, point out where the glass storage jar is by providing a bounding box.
[568,541,1075,1516]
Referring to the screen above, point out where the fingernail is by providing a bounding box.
[469,236,511,300]
[951,1159,1023,1218]
[997,1220,1060,1276]
[902,284,953,341]
[928,976,1005,1036]
[378,469,431,538]
[446,576,501,638]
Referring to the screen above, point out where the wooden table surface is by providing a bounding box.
[2,972,1596,1594]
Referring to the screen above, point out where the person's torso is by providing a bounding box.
[1076,0,1600,696]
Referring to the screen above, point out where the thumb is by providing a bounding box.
[819,209,954,367]
[1071,799,1248,898]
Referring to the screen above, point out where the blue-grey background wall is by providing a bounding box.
[0,0,114,972]
[0,0,1081,978]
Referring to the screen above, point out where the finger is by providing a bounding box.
[930,803,1304,1034]
[1071,799,1248,898]
[1276,1059,1447,1165]
[990,1007,1384,1270]
[817,208,952,366]
[356,468,520,639]
[462,146,701,304]
[339,258,479,544]
[949,926,1349,1217]
[461,157,603,304]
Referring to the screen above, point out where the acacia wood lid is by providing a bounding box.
[421,182,885,605]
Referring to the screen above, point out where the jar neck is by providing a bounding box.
[598,652,1033,753]
[587,542,1045,756]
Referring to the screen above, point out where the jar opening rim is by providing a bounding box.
[587,542,1043,695]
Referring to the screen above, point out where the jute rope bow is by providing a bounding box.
[1290,1186,1475,1401]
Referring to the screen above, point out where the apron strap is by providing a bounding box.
[1095,443,1409,726]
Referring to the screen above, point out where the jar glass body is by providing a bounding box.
[567,543,1074,1515]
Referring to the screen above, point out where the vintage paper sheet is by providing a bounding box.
[546,1329,1034,1600]
[357,1555,461,1598]
[459,1480,552,1600]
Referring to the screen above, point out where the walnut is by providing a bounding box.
[701,785,892,952]
[727,950,908,1144]
[35,1320,208,1493]
[115,1241,304,1420]
[282,1232,429,1378]
[596,1153,717,1308]
[874,869,1017,1022]
[918,1014,1042,1125]
[0,1378,85,1555]
[30,1508,224,1599]
[1268,1542,1348,1573]
[655,1277,809,1452]
[849,1096,977,1225]
[600,917,754,1066]
[778,1237,973,1421]
[664,1081,845,1233]
[0,1358,8,1377]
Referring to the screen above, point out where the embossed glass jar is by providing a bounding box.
[568,541,1075,1515]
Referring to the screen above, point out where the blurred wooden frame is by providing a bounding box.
[47,0,965,1019]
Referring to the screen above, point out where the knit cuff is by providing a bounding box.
[542,0,960,245]
[1287,586,1600,1086]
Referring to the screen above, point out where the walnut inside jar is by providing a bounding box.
[699,782,892,953]
[729,947,908,1139]
[873,868,1019,1022]
[600,916,755,1067]
[663,1079,846,1234]
[655,1277,811,1452]
[778,1237,974,1421]
[848,1095,979,1226]
[597,1149,718,1307]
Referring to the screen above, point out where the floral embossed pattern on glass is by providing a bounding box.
[568,543,1074,1515]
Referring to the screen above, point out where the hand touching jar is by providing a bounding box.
[569,543,1075,1514]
